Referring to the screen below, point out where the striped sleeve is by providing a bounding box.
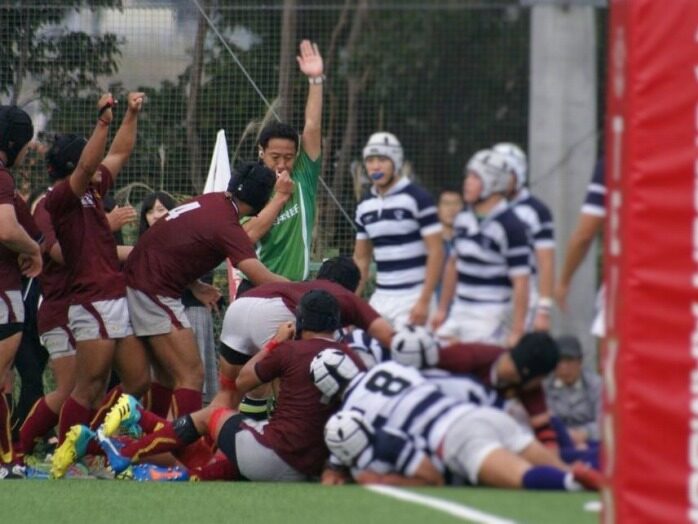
[532,202,555,249]
[412,186,441,237]
[354,201,368,240]
[581,159,606,217]
[505,218,532,277]
[373,427,425,477]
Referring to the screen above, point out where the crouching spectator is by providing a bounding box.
[543,335,601,449]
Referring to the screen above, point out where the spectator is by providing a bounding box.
[435,187,463,305]
[543,335,601,448]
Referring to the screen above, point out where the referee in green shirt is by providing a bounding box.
[241,39,324,287]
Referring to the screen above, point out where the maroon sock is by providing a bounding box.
[19,398,58,456]
[119,421,184,461]
[148,382,173,418]
[89,385,124,430]
[172,388,202,417]
[0,395,14,463]
[57,396,92,444]
[191,454,238,481]
[137,406,167,433]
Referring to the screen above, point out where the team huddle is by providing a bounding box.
[0,40,602,490]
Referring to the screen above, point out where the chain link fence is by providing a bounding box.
[4,0,607,282]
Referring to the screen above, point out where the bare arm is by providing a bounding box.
[235,321,295,395]
[48,243,64,265]
[355,457,444,486]
[507,273,530,347]
[532,246,555,331]
[68,94,114,197]
[409,232,444,325]
[237,258,288,286]
[0,204,41,256]
[431,255,457,330]
[297,40,324,161]
[366,317,394,349]
[116,245,133,263]
[555,213,604,310]
[100,92,144,179]
[353,238,373,297]
[242,172,293,243]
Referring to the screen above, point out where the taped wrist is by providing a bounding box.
[172,414,201,445]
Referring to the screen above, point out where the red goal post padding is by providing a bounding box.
[604,1,698,522]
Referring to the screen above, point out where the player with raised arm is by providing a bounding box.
[353,132,444,329]
[239,39,324,289]
[0,106,39,478]
[47,93,152,479]
[97,290,365,481]
[432,149,531,347]
[494,142,556,332]
[18,134,137,460]
[123,161,285,420]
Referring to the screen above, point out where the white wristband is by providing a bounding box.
[537,297,554,310]
[308,75,325,85]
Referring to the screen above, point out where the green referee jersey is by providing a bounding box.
[256,148,321,281]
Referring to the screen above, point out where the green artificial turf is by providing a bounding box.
[0,481,600,524]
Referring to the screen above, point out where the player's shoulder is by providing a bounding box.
[398,180,436,207]
[492,205,525,229]
[517,194,553,221]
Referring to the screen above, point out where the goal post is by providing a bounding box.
[604,1,698,522]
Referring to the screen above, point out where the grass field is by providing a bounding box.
[0,481,600,524]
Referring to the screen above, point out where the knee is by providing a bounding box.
[122,370,151,398]
[74,376,108,405]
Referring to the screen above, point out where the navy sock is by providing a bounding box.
[560,447,600,470]
[522,466,567,490]
[549,416,575,450]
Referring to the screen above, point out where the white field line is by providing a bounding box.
[365,485,517,524]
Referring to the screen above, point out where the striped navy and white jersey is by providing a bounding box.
[421,369,503,408]
[342,328,390,369]
[338,364,495,477]
[354,178,442,291]
[342,363,471,454]
[581,158,605,217]
[451,200,531,304]
[341,361,426,429]
[511,189,554,251]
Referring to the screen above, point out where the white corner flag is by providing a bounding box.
[203,129,239,300]
[203,129,231,194]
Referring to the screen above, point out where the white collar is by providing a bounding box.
[370,176,410,198]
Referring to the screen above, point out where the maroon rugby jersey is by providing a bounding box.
[252,338,365,477]
[0,167,39,292]
[243,280,380,329]
[33,194,70,333]
[45,165,124,305]
[438,342,547,417]
[125,193,256,298]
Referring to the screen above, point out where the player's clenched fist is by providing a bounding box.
[97,93,115,125]
[127,92,145,113]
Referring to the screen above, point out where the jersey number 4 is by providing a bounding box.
[165,201,201,221]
